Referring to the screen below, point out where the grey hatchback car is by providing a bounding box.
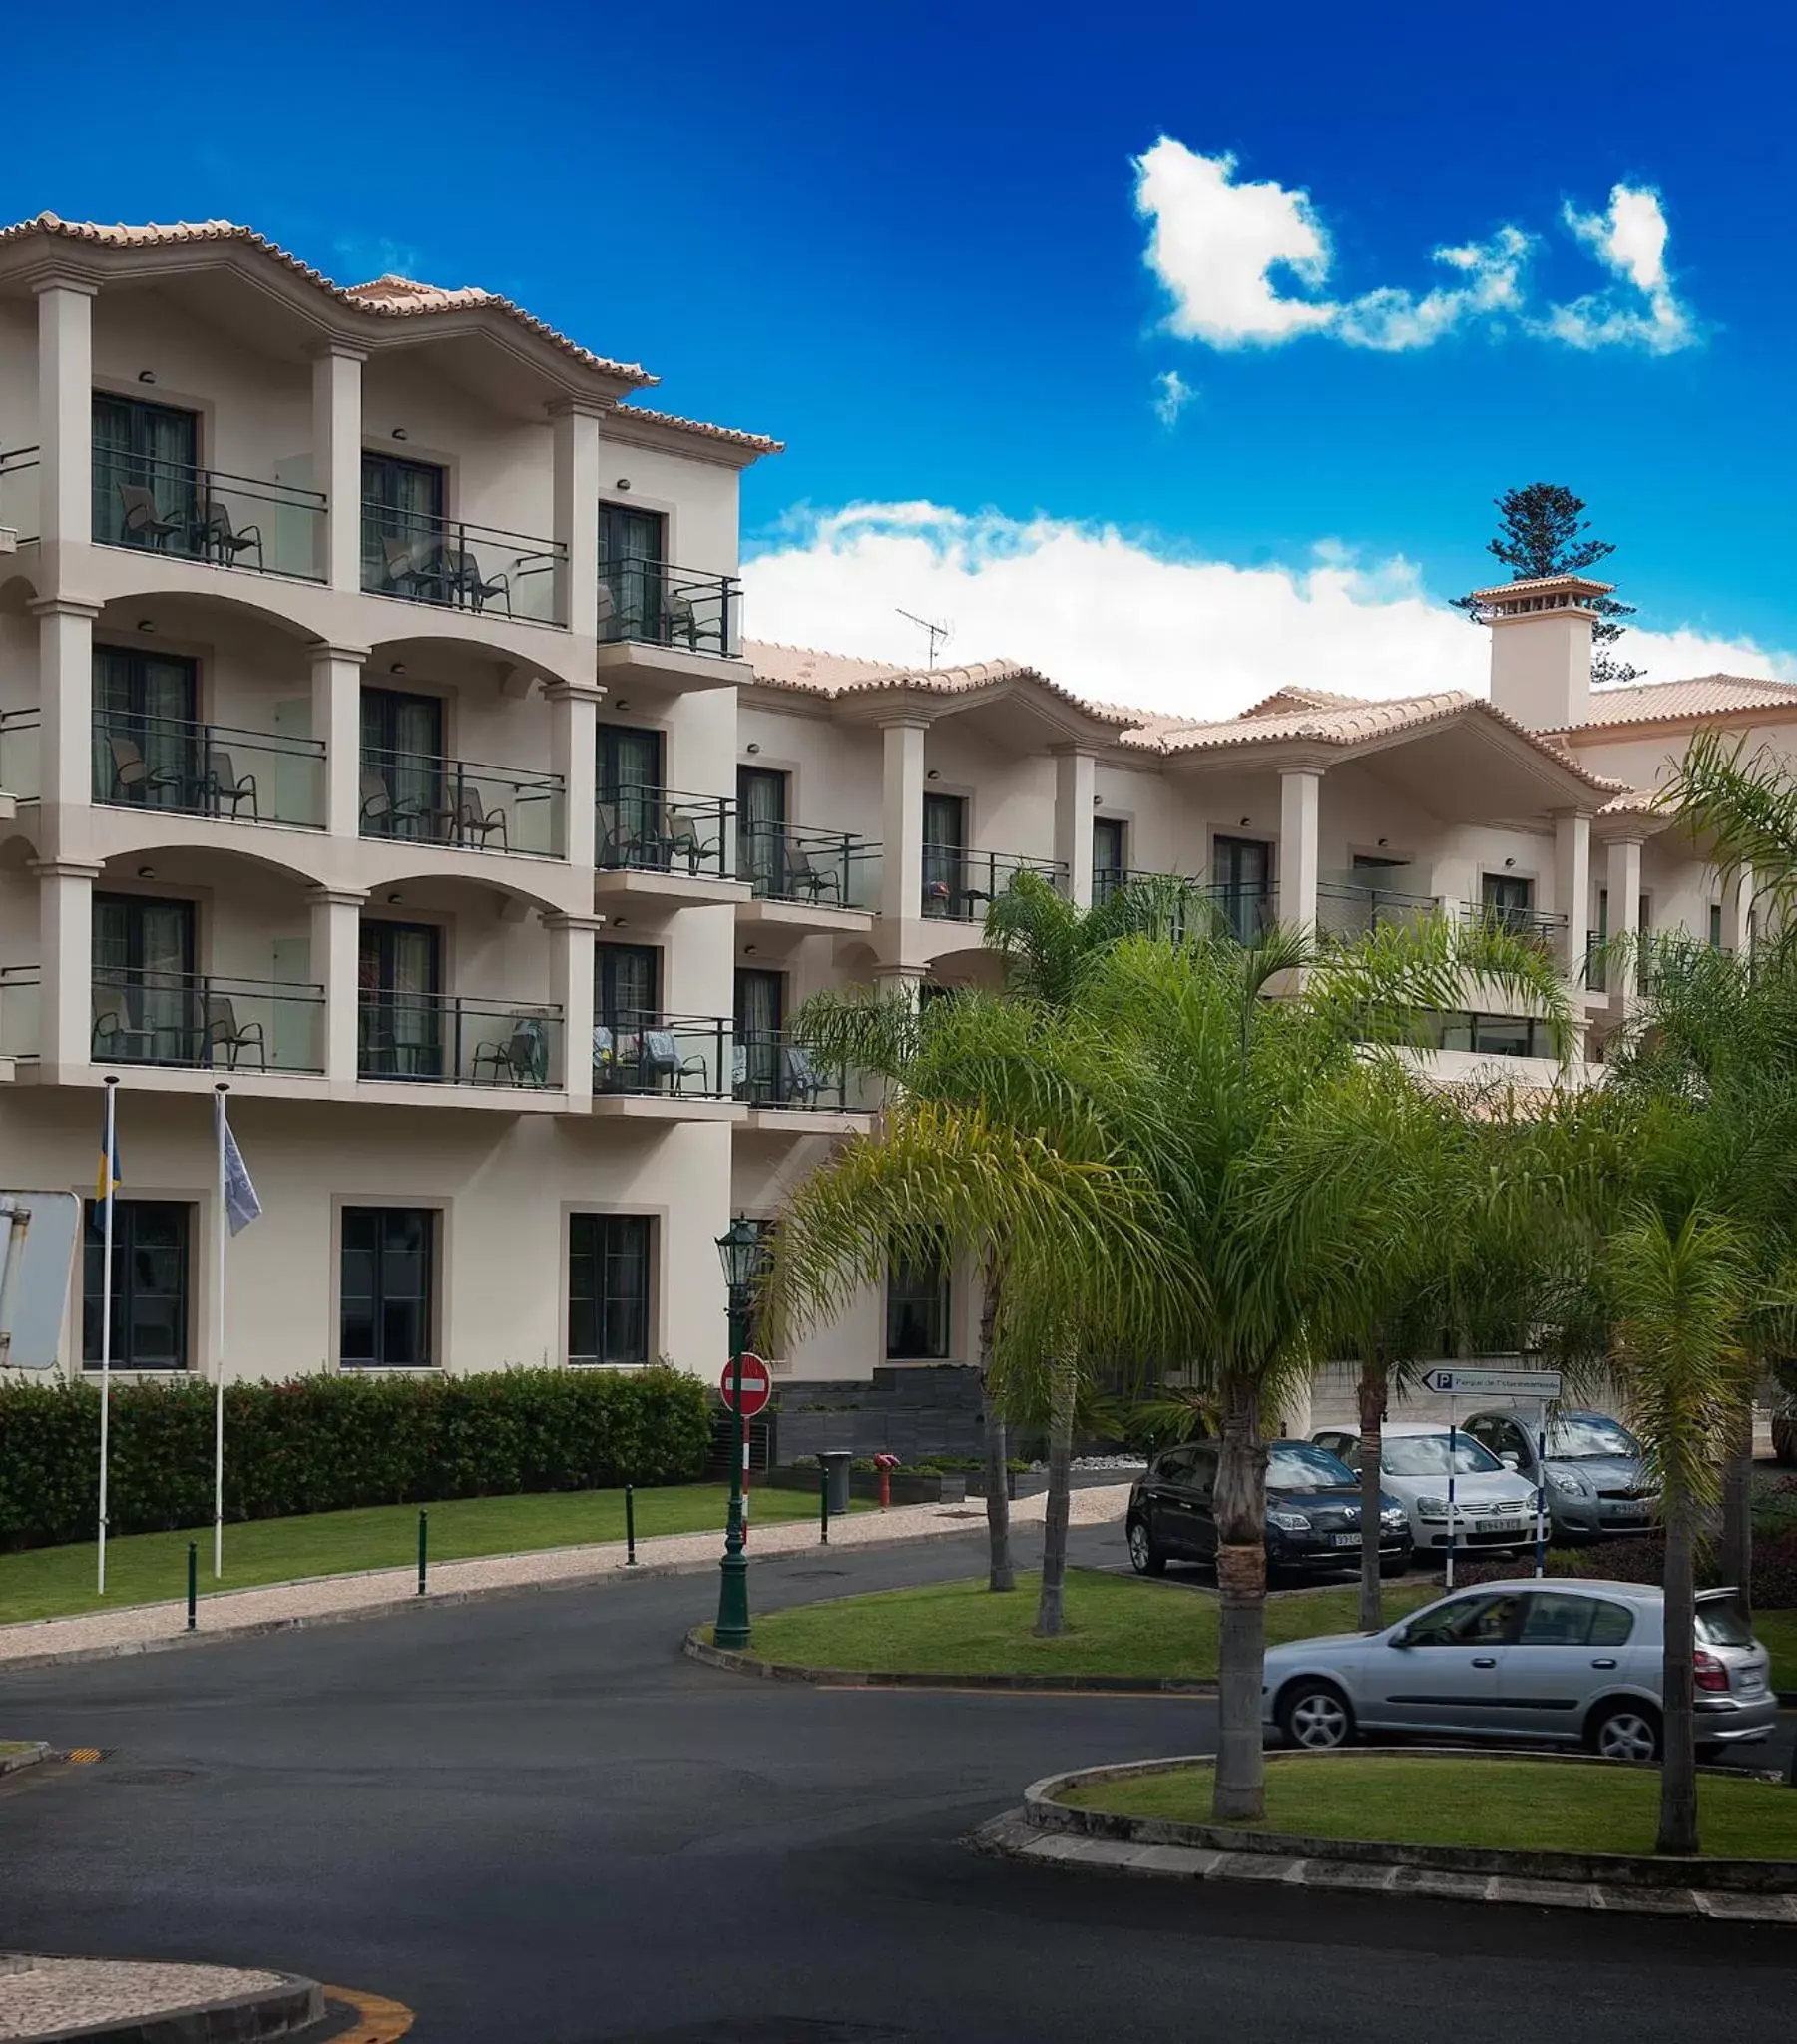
[1461,1408,1658,1541]
[1261,1579,1776,1762]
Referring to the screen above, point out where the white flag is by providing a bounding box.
[215,1094,261,1236]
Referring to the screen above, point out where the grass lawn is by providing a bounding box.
[0,1484,839,1627]
[1063,1753,1797,1859]
[733,1567,1437,1680]
[1753,1608,1797,1695]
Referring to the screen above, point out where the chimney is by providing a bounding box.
[1466,573,1612,731]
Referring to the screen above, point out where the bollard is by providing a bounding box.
[417,1509,428,1596]
[819,1457,829,1546]
[625,1483,637,1566]
[187,1542,197,1632]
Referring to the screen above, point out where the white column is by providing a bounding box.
[546,913,601,1107]
[1723,862,1754,954]
[551,402,602,641]
[309,888,366,1082]
[1604,835,1642,999]
[32,598,99,841]
[872,964,927,1006]
[310,345,365,591]
[1555,811,1592,983]
[879,720,926,938]
[36,279,94,553]
[1053,748,1097,909]
[1278,767,1321,935]
[310,644,366,839]
[31,858,101,1077]
[547,680,602,867]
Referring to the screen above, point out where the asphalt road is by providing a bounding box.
[1,1523,1795,2044]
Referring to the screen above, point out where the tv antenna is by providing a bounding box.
[896,608,952,669]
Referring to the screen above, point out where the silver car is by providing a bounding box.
[1261,1578,1777,1762]
[1461,1407,1659,1541]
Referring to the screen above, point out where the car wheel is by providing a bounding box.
[1278,1679,1355,1751]
[1588,1700,1661,1763]
[1126,1517,1165,1577]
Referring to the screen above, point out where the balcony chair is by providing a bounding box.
[91,985,156,1062]
[448,783,508,852]
[473,1021,545,1087]
[663,584,699,649]
[107,734,190,808]
[780,1045,828,1106]
[781,836,843,904]
[656,803,714,875]
[193,496,263,571]
[640,1027,710,1094]
[203,995,267,1072]
[359,769,433,839]
[437,544,512,617]
[198,751,258,822]
[379,535,452,605]
[116,483,185,550]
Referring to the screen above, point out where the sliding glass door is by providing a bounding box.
[92,893,196,1063]
[360,687,445,838]
[92,394,199,551]
[362,453,447,596]
[358,920,443,1078]
[92,647,200,809]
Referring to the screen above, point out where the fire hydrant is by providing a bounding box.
[873,1452,901,1510]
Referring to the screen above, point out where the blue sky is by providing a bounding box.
[10,0,1796,711]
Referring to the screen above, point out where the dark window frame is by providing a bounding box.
[567,1212,655,1367]
[885,1244,952,1360]
[339,1205,437,1369]
[82,1198,193,1372]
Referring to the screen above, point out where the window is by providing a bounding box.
[92,893,196,1065]
[1518,1593,1633,1647]
[1482,873,1534,928]
[596,942,661,1029]
[362,453,446,596]
[921,792,967,919]
[360,687,445,838]
[1545,1414,1639,1459]
[1211,835,1271,942]
[93,647,200,808]
[596,725,666,867]
[83,1199,191,1370]
[93,394,200,550]
[886,1245,951,1359]
[598,503,669,642]
[734,968,784,1102]
[1401,1592,1522,1647]
[737,766,789,895]
[358,921,442,1078]
[340,1207,435,1368]
[568,1214,653,1365]
[1093,817,1128,902]
[1710,903,1724,949]
[1378,1433,1504,1477]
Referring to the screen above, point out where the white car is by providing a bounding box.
[1312,1421,1539,1559]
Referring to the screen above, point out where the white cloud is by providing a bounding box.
[1548,185,1696,353]
[743,501,1790,720]
[1151,369,1195,427]
[1134,139,1699,356]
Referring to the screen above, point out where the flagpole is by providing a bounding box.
[214,1084,227,1580]
[97,1075,118,1597]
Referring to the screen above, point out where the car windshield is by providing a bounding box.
[1694,1597,1755,1649]
[1267,1442,1355,1491]
[1380,1434,1503,1477]
[1545,1415,1639,1460]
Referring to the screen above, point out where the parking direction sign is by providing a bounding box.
[719,1352,773,1418]
[1419,1366,1562,1400]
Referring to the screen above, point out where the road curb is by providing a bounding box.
[0,1960,322,2043]
[0,1743,52,1778]
[681,1627,1220,1694]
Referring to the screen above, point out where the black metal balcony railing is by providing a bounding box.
[358,994,563,1087]
[93,452,326,581]
[597,555,742,659]
[733,1031,865,1111]
[92,971,326,1073]
[737,820,879,910]
[1315,879,1441,944]
[922,848,1068,921]
[1206,881,1277,945]
[1462,903,1569,952]
[363,505,566,626]
[93,711,325,829]
[359,749,565,857]
[597,785,732,880]
[0,445,39,545]
[1091,865,1194,908]
[592,1012,732,1098]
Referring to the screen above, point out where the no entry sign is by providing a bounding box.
[719,1352,773,1418]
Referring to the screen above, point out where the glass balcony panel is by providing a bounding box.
[91,971,325,1072]
[93,712,325,829]
[91,452,325,581]
[361,506,566,626]
[1461,903,1568,953]
[0,969,39,1059]
[1316,873,1441,943]
[358,750,565,857]
[1205,882,1277,944]
[596,785,731,879]
[732,1031,876,1111]
[357,995,563,1087]
[0,447,39,545]
[596,556,741,658]
[0,712,39,800]
[737,821,879,909]
[592,1012,731,1098]
[920,848,1068,921]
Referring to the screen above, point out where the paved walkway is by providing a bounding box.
[0,1954,289,2040]
[0,1483,1132,1671]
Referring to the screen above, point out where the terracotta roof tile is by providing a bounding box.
[745,640,905,693]
[606,404,783,454]
[741,640,1139,726]
[1465,572,1615,602]
[1237,685,1367,718]
[1560,673,1797,731]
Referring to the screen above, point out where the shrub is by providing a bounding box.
[0,1366,712,1551]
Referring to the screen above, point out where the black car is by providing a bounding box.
[1126,1438,1414,1578]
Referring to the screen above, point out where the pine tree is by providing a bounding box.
[1454,482,1642,686]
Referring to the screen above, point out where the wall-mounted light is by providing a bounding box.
[392,428,408,441]
[1504,857,1517,869]
[137,369,156,385]
[615,479,632,492]
[1377,837,1389,848]
[926,768,941,782]
[1239,816,1251,828]
[612,916,629,929]
[742,944,758,958]
[386,891,404,905]
[745,742,760,756]
[1092,793,1102,807]
[613,700,632,714]
[136,865,156,880]
[136,619,156,634]
[388,662,407,676]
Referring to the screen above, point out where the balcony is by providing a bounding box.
[594,786,748,911]
[94,712,325,830]
[359,750,565,858]
[92,971,325,1073]
[0,712,38,808]
[1316,873,1441,944]
[598,557,741,660]
[734,1031,875,1130]
[921,848,1068,922]
[92,453,325,581]
[592,1012,739,1120]
[357,994,563,1088]
[0,445,38,547]
[737,821,879,932]
[1461,903,1569,954]
[1205,882,1276,945]
[362,507,566,627]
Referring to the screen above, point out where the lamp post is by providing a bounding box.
[714,1217,768,1650]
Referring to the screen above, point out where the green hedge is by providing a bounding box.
[0,1367,713,1551]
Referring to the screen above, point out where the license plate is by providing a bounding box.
[1329,1532,1360,1548]
[1739,1672,1767,1694]
[1476,1518,1526,1534]
[1606,1504,1648,1521]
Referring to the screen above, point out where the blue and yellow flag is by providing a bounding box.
[96,1112,122,1203]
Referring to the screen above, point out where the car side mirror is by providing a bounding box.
[1499,1452,1521,1472]
[1389,1626,1413,1649]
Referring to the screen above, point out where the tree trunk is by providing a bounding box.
[1034,1354,1076,1637]
[1357,1348,1388,1634]
[1211,1368,1268,1823]
[1719,1397,1754,1624]
[1658,1503,1699,1858]
[979,1259,1015,1593]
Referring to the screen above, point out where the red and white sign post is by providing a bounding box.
[720,1353,772,1544]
